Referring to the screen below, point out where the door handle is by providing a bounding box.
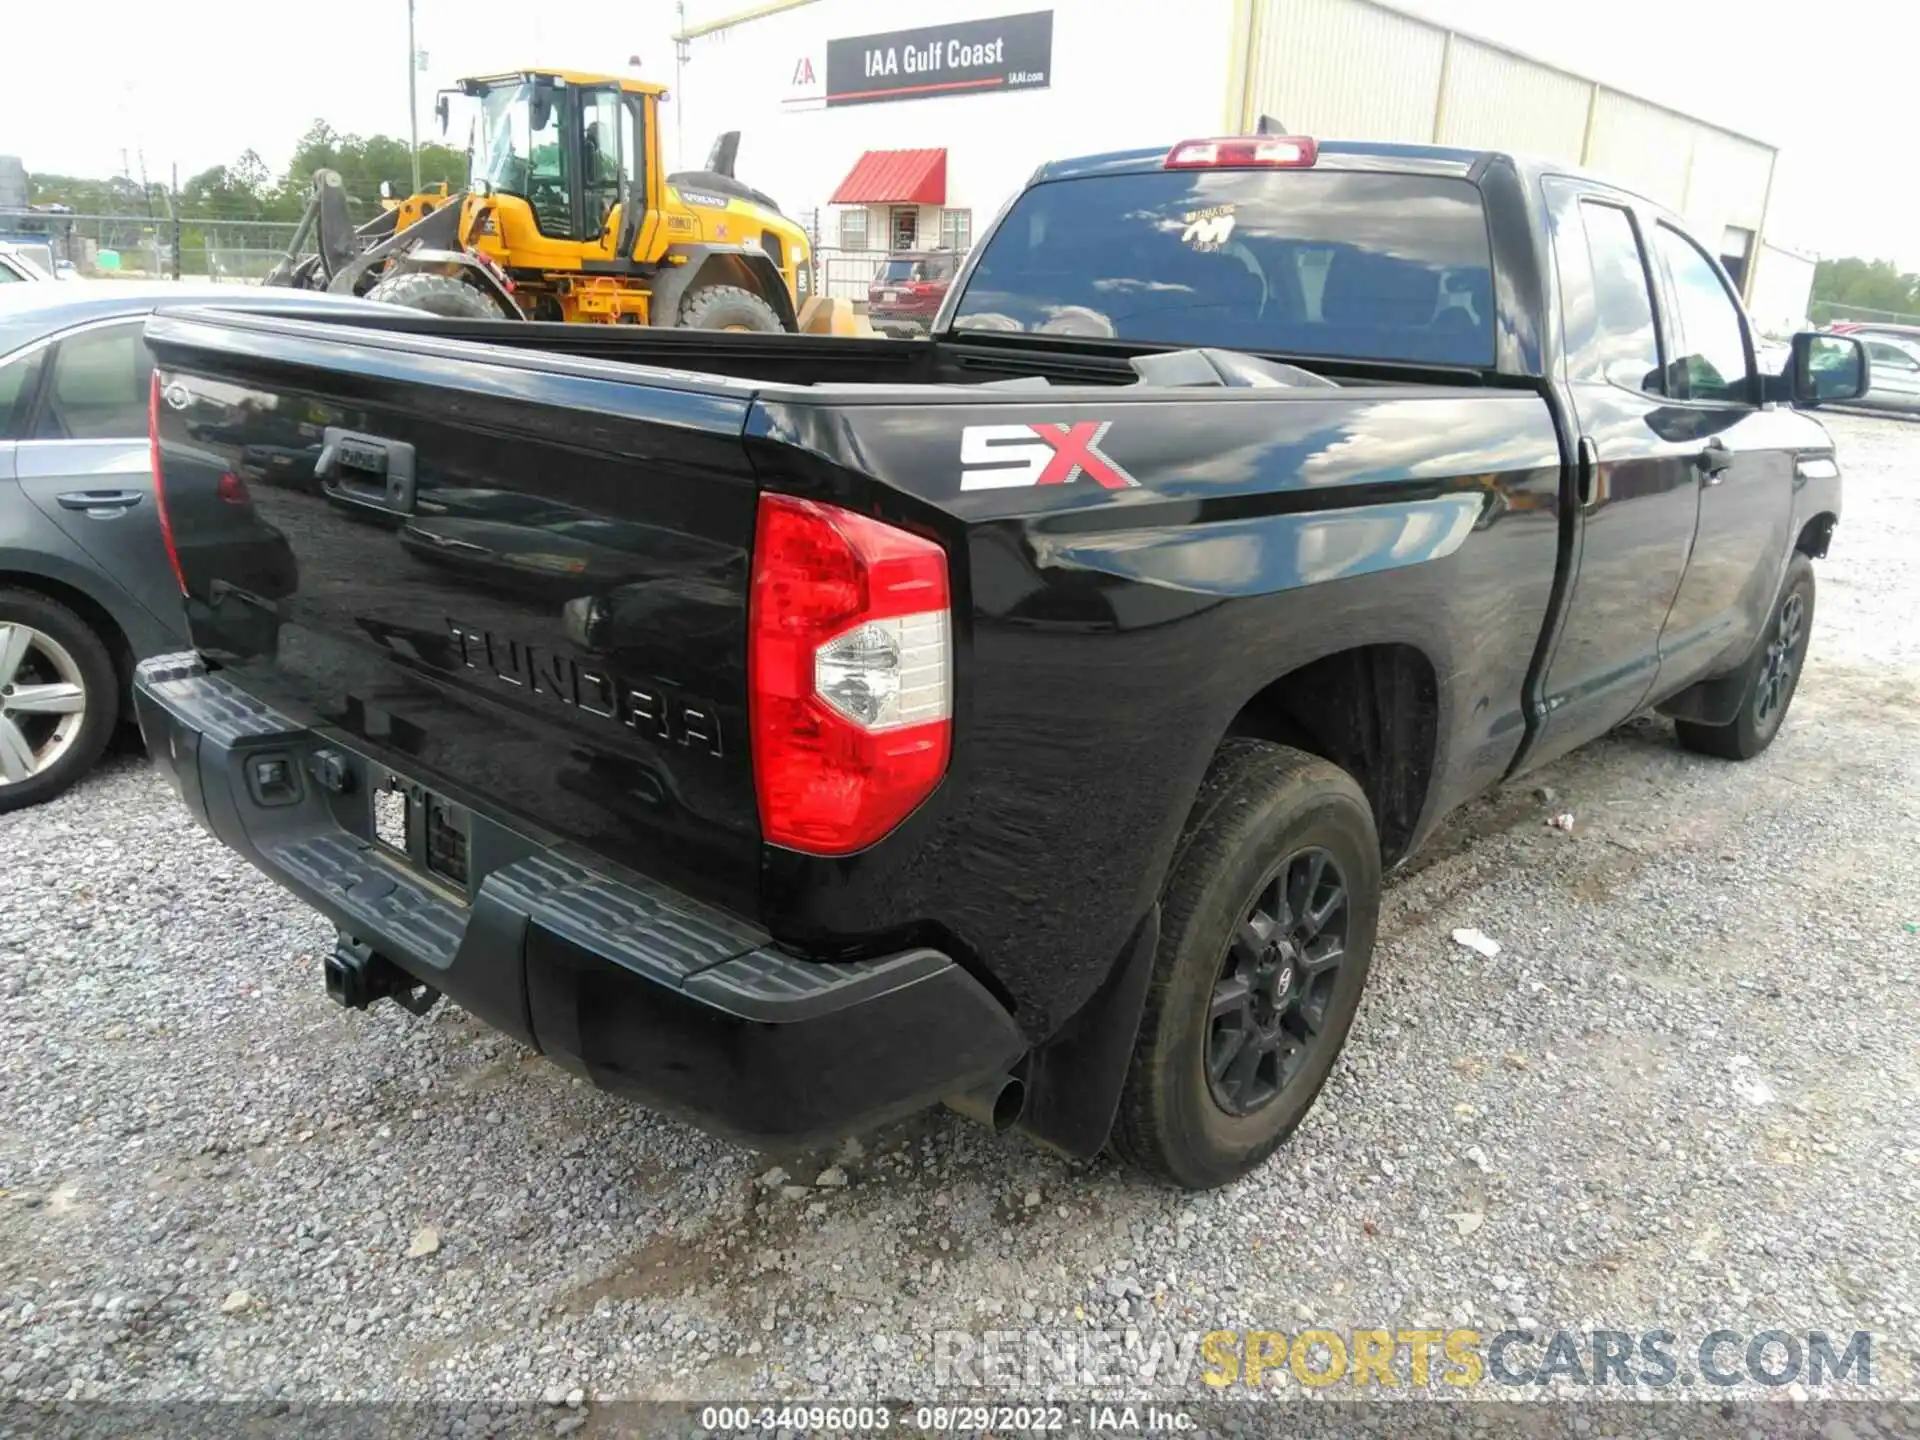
[1575,436,1600,508]
[1695,439,1734,483]
[56,489,145,512]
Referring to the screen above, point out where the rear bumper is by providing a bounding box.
[132,654,1024,1148]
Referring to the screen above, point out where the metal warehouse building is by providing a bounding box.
[673,0,1788,305]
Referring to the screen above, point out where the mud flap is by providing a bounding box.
[1015,905,1160,1160]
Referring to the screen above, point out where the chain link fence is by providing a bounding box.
[10,207,967,307]
[0,210,299,283]
[1809,300,1920,330]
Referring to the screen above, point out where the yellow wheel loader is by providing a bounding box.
[265,70,850,332]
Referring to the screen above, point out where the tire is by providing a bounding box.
[1110,740,1381,1189]
[1675,553,1815,761]
[365,271,507,319]
[0,589,120,814]
[677,284,784,332]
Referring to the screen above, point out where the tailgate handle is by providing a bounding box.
[316,427,417,514]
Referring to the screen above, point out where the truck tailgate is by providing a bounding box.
[144,309,765,918]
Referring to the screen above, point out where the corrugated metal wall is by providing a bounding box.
[1683,126,1775,233]
[1437,37,1589,160]
[1240,0,1444,142]
[1584,90,1696,210]
[1235,0,1776,283]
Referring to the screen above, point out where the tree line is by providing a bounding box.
[26,122,469,222]
[1810,256,1920,320]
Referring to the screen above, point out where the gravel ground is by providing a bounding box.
[2,412,1918,1425]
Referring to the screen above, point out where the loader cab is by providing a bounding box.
[459,70,658,260]
[419,66,809,327]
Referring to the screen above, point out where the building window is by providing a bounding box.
[838,208,869,251]
[940,208,972,252]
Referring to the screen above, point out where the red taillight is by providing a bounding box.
[216,472,251,506]
[749,494,952,855]
[149,372,187,595]
[1164,136,1318,169]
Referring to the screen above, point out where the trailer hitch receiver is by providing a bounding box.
[324,934,441,1016]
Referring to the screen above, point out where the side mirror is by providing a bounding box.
[379,180,393,200]
[1791,332,1869,407]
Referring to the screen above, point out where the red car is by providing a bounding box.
[867,250,960,337]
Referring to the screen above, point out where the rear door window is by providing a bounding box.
[1565,201,1665,394]
[1865,340,1920,375]
[951,168,1495,366]
[31,323,153,441]
[0,348,48,438]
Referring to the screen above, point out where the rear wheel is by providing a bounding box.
[678,284,784,332]
[1110,741,1380,1189]
[366,271,508,319]
[0,589,119,814]
[1675,553,1815,761]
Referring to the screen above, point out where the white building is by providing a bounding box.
[673,0,1779,298]
[1747,242,1819,337]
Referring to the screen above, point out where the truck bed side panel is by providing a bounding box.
[751,389,1563,1037]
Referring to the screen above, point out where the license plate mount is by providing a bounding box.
[369,771,471,899]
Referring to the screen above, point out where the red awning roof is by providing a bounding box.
[831,149,947,206]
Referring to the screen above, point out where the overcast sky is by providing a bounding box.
[4,0,1912,266]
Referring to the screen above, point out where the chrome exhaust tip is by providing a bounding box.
[943,1072,1027,1133]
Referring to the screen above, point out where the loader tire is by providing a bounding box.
[366,272,507,320]
[678,284,784,332]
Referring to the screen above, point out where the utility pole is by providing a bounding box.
[407,0,422,194]
[169,162,181,281]
[674,0,688,169]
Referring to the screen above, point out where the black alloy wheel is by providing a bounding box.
[1753,589,1806,728]
[1206,847,1350,1116]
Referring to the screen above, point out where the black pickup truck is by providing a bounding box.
[133,136,1866,1189]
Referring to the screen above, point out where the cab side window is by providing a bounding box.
[32,324,153,441]
[1567,201,1665,395]
[1653,226,1753,405]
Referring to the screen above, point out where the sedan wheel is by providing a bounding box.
[0,589,119,814]
[0,622,89,784]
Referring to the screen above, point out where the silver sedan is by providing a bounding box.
[0,281,387,810]
[1856,335,1920,413]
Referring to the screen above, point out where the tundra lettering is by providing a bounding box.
[446,620,723,756]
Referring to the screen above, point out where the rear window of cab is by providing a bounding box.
[951,168,1495,367]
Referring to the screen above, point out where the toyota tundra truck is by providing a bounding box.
[131,136,1865,1188]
